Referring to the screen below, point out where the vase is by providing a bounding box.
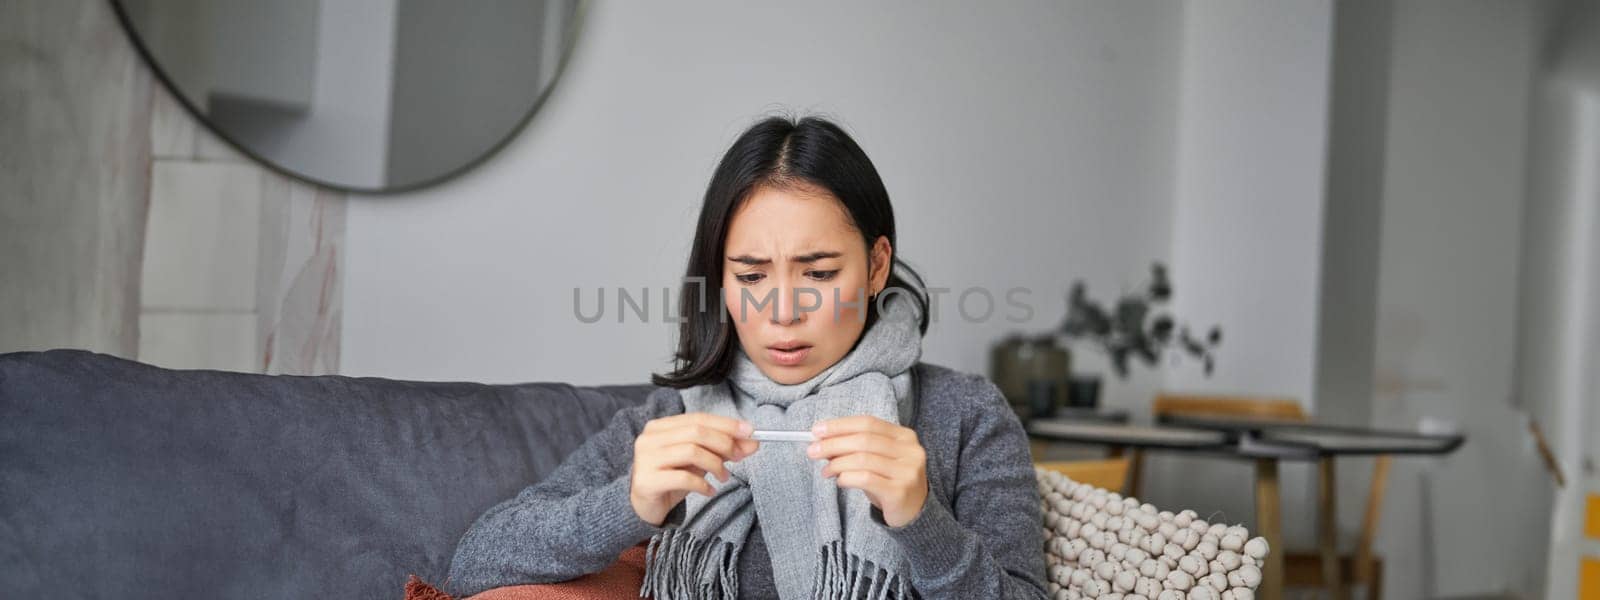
[988,333,1071,421]
[1066,375,1101,409]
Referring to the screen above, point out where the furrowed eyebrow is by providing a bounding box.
[727,251,843,265]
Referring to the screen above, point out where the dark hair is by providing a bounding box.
[651,115,931,388]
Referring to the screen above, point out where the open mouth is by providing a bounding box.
[766,342,812,366]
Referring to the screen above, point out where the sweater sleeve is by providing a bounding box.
[443,387,685,598]
[872,379,1050,600]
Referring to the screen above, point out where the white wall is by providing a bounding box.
[1313,1,1400,594]
[342,0,1184,413]
[1523,70,1600,600]
[384,0,557,189]
[1370,1,1548,597]
[1141,0,1334,551]
[1517,2,1600,597]
[205,0,319,108]
[1166,0,1332,407]
[1316,0,1392,431]
[262,0,397,188]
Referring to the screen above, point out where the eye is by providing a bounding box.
[735,272,764,284]
[806,270,840,281]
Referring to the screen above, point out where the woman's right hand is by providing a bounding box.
[629,413,760,526]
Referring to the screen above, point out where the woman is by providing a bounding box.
[445,116,1046,599]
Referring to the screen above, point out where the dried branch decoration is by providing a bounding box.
[1056,263,1221,378]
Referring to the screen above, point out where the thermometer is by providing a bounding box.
[750,429,816,443]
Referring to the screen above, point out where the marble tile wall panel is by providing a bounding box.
[258,177,344,375]
[137,312,258,372]
[149,84,197,160]
[139,40,345,374]
[0,0,152,357]
[140,161,263,312]
[6,1,354,373]
[139,152,345,373]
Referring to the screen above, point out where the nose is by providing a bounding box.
[769,285,805,325]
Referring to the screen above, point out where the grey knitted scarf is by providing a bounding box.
[640,288,924,600]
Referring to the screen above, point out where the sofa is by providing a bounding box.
[0,349,657,598]
[2,349,1268,600]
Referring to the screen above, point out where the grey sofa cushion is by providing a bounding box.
[0,349,655,598]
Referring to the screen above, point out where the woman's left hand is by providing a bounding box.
[808,415,929,528]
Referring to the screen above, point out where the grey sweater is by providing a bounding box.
[444,363,1048,599]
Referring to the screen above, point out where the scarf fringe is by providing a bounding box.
[812,538,913,600]
[642,530,912,599]
[640,527,740,600]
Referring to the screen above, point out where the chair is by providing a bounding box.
[1137,394,1390,600]
[1035,458,1269,598]
[1034,457,1131,492]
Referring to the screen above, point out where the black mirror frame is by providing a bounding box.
[108,0,590,195]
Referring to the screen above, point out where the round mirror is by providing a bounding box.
[113,0,584,193]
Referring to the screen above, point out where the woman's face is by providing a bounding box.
[722,183,892,384]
